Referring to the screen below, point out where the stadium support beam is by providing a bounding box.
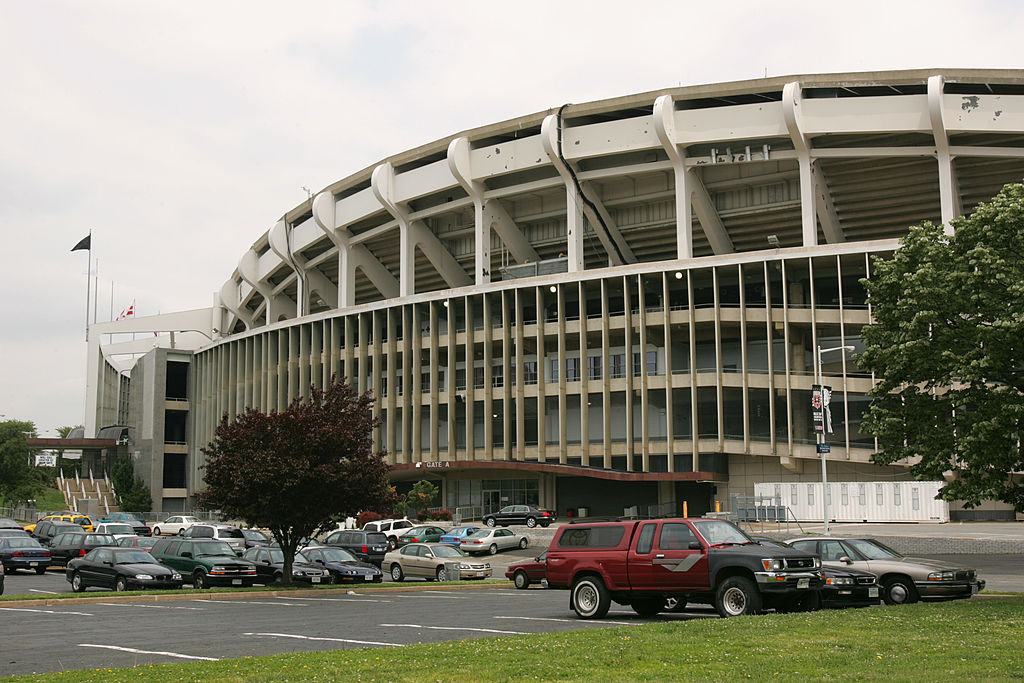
[541,113,636,270]
[218,278,252,333]
[812,164,845,244]
[928,75,963,234]
[783,82,820,248]
[237,248,296,324]
[372,162,471,297]
[313,191,399,308]
[268,219,338,316]
[447,137,538,285]
[654,94,734,257]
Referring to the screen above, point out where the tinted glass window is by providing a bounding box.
[557,526,626,548]
[85,535,116,547]
[658,523,697,550]
[219,527,245,539]
[366,533,387,545]
[195,527,214,538]
[94,549,113,563]
[789,540,817,553]
[635,523,656,554]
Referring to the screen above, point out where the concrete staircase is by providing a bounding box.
[57,471,119,516]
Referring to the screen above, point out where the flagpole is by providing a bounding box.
[93,258,99,326]
[85,232,92,341]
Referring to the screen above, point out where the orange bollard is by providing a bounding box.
[683,501,688,518]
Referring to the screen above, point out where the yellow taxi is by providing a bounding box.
[23,513,94,533]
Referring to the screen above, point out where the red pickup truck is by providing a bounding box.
[546,517,823,618]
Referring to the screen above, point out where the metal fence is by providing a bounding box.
[729,494,806,535]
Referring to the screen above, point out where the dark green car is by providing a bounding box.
[392,525,447,549]
[150,538,257,589]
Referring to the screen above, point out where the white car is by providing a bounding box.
[92,523,137,540]
[152,515,200,536]
[459,528,529,555]
[363,518,415,549]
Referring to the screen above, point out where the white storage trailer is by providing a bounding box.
[753,481,949,523]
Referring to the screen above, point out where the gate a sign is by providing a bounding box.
[811,384,833,434]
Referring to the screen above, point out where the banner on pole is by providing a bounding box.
[811,384,834,434]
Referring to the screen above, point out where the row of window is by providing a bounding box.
[780,483,921,510]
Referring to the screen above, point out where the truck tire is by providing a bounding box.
[714,576,762,617]
[631,597,663,617]
[571,576,611,619]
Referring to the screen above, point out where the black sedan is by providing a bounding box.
[241,546,329,585]
[242,529,272,549]
[301,546,384,584]
[482,505,556,528]
[0,536,52,573]
[814,564,881,609]
[66,547,183,592]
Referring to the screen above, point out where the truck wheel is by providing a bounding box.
[571,576,611,619]
[714,576,762,617]
[513,570,530,590]
[882,577,919,605]
[631,598,663,617]
[193,570,208,590]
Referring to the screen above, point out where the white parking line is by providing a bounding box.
[28,589,59,594]
[244,632,402,647]
[194,599,302,606]
[274,596,393,603]
[78,644,219,661]
[380,623,529,635]
[494,615,638,626]
[95,602,204,611]
[391,593,468,599]
[1,607,94,616]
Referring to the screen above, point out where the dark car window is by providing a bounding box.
[820,540,847,562]
[194,526,214,538]
[366,533,387,545]
[400,545,418,557]
[658,523,697,550]
[558,526,626,548]
[85,535,116,547]
[94,548,113,563]
[789,540,817,553]
[324,531,341,544]
[322,547,357,562]
[635,523,656,554]
[219,527,245,539]
[5,537,43,549]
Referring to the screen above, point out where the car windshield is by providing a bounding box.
[319,548,357,562]
[846,538,903,560]
[116,551,157,564]
[691,520,752,546]
[195,541,235,557]
[243,530,269,541]
[105,524,133,534]
[6,538,42,548]
[431,545,467,558]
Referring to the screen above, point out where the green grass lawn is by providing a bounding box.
[5,596,1023,682]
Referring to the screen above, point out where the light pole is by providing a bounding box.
[816,344,854,535]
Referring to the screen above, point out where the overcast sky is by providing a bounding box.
[1,0,1021,437]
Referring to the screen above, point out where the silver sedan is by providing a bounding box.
[459,528,529,555]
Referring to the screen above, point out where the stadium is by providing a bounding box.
[81,68,1024,521]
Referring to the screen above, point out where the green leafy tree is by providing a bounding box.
[0,420,40,506]
[198,379,395,585]
[55,425,83,476]
[408,480,439,513]
[110,455,152,513]
[861,182,1024,512]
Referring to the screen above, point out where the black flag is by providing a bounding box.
[71,235,91,252]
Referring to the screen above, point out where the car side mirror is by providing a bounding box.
[840,556,853,564]
[689,541,704,550]
[104,560,114,566]
[181,551,192,558]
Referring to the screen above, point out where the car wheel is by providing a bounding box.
[388,537,397,550]
[714,576,762,617]
[70,571,86,593]
[193,570,208,590]
[882,576,919,605]
[519,537,529,549]
[436,566,448,582]
[485,518,496,527]
[663,596,686,612]
[631,597,663,617]
[35,566,47,575]
[541,522,550,527]
[115,577,129,592]
[513,570,530,590]
[526,517,538,528]
[273,572,284,586]
[489,544,498,555]
[390,564,404,582]
[153,527,161,536]
[571,576,611,619]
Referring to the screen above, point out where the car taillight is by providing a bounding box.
[542,512,551,516]
[79,549,87,556]
[410,537,419,542]
[361,545,368,553]
[12,551,23,557]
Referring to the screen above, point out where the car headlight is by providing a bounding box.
[928,571,955,581]
[484,563,490,569]
[826,576,854,586]
[459,563,471,569]
[761,559,784,571]
[171,573,181,580]
[212,566,227,572]
[135,574,154,580]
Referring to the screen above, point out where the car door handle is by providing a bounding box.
[655,554,665,559]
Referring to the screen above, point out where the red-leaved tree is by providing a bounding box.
[198,378,394,585]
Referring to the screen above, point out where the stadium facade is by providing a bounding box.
[83,69,1024,520]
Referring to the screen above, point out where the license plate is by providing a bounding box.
[29,562,37,566]
[797,578,809,589]
[231,578,242,585]
[373,546,385,552]
[868,587,879,598]
[311,576,321,583]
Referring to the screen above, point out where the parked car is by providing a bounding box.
[93,523,138,540]
[460,528,529,555]
[506,550,548,589]
[815,564,881,609]
[241,529,272,549]
[392,525,447,549]
[0,561,4,594]
[26,514,94,534]
[363,518,416,549]
[150,537,258,589]
[0,536,52,573]
[787,536,985,604]
[67,546,183,592]
[96,512,151,536]
[152,515,201,536]
[321,529,390,567]
[48,532,119,567]
[0,528,30,538]
[30,520,81,546]
[180,524,247,555]
[383,543,492,582]
[438,526,481,546]
[0,518,24,530]
[116,535,160,550]
[241,546,330,585]
[482,505,555,528]
[300,546,383,584]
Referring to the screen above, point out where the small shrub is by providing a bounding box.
[433,509,452,521]
[356,510,382,527]
[416,509,429,521]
